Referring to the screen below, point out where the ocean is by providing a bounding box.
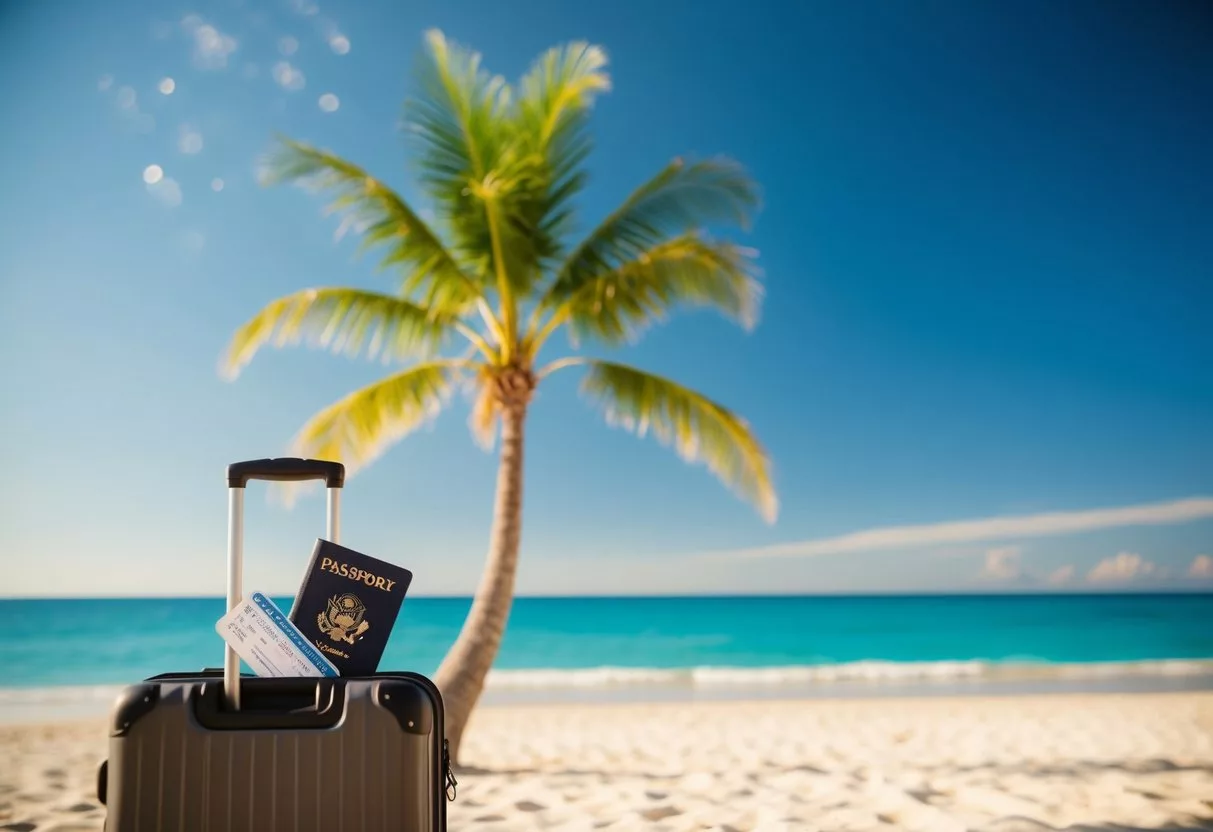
[4,593,1212,722]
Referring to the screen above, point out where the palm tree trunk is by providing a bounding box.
[433,402,528,765]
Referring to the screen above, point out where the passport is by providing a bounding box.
[287,538,414,676]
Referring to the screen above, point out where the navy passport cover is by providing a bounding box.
[288,539,413,676]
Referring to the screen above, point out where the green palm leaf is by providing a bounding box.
[540,157,761,311]
[518,41,610,148]
[555,234,763,347]
[289,359,471,477]
[408,29,515,203]
[259,137,480,314]
[220,288,453,380]
[578,360,777,523]
[405,30,521,284]
[514,41,611,264]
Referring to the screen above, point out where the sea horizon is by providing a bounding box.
[6,589,1213,601]
[5,592,1212,725]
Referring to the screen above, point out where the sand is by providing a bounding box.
[1,692,1211,831]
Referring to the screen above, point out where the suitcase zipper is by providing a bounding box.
[443,738,458,801]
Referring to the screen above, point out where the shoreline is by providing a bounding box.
[4,665,1213,726]
[3,690,1211,830]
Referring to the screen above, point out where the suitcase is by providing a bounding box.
[97,458,457,831]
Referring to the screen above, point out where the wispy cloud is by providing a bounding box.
[981,546,1021,580]
[100,81,155,133]
[1190,555,1213,578]
[710,496,1213,559]
[1046,565,1075,585]
[287,0,320,16]
[181,15,237,70]
[1087,551,1157,583]
[328,32,350,55]
[178,124,203,154]
[272,61,306,91]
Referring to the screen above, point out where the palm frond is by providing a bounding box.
[554,234,762,348]
[289,360,470,478]
[409,29,514,196]
[540,157,761,311]
[579,361,777,522]
[514,41,611,262]
[405,30,521,285]
[519,41,610,147]
[260,138,481,315]
[220,288,453,380]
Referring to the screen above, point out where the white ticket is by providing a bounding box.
[215,591,339,678]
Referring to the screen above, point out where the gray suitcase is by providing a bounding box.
[97,458,456,831]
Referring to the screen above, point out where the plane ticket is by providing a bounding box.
[215,591,339,678]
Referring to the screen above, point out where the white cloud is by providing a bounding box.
[211,178,225,192]
[1190,555,1213,578]
[178,124,204,154]
[159,77,176,95]
[711,496,1213,559]
[1087,552,1156,583]
[272,61,306,91]
[182,15,237,70]
[981,546,1020,580]
[288,0,319,15]
[147,177,183,208]
[329,33,350,55]
[279,36,299,56]
[112,87,154,133]
[116,86,137,110]
[318,93,339,112]
[1046,565,1075,585]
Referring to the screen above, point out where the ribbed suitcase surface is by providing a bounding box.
[101,672,452,832]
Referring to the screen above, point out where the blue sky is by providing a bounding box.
[1,0,1210,597]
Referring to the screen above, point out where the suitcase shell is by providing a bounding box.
[97,459,455,831]
[102,670,452,832]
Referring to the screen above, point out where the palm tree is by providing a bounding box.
[221,29,778,763]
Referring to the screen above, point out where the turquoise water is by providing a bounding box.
[4,593,1213,709]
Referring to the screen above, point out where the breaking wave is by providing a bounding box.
[1,659,1210,722]
[483,659,1213,689]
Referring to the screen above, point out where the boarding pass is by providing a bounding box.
[216,591,339,678]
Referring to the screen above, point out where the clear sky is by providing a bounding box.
[1,0,1211,598]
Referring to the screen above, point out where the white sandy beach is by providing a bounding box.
[1,692,1211,831]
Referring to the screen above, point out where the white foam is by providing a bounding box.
[483,658,1213,690]
[1,659,1210,722]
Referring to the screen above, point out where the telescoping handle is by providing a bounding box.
[224,458,345,710]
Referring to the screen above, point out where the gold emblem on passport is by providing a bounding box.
[317,593,370,645]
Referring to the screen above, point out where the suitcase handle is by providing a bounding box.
[194,678,344,731]
[224,458,345,711]
[227,458,345,488]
